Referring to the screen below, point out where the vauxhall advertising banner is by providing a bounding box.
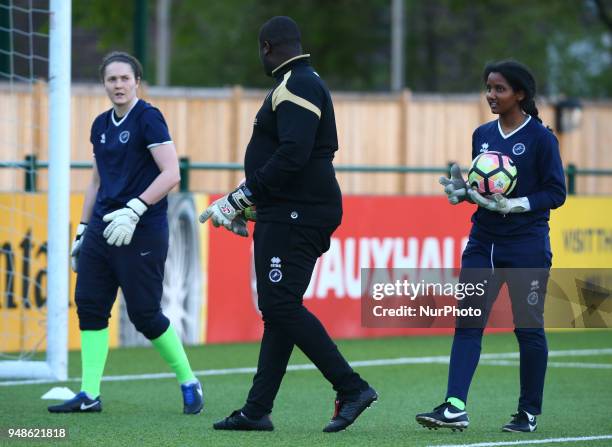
[206,196,474,343]
[205,195,612,343]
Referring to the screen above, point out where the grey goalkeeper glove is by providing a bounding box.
[225,206,256,238]
[71,222,87,272]
[102,198,148,246]
[228,215,249,237]
[468,189,530,215]
[199,184,254,230]
[439,163,468,205]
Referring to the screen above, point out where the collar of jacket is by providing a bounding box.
[272,54,311,80]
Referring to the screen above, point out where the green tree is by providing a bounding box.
[405,0,611,97]
[73,0,611,97]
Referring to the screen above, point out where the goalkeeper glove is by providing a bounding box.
[71,222,87,272]
[228,215,249,237]
[439,163,468,205]
[199,184,254,230]
[225,207,256,238]
[102,198,148,246]
[468,189,530,214]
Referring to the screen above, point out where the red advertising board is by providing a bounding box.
[206,196,481,343]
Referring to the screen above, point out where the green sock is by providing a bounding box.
[151,325,196,384]
[447,397,466,410]
[80,328,110,398]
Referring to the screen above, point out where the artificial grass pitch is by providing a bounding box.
[1,330,611,447]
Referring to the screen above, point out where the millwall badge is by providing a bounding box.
[119,130,130,144]
[512,143,526,156]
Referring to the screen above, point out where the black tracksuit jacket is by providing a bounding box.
[244,55,342,228]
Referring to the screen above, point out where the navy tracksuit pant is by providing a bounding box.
[75,225,170,340]
[446,235,551,415]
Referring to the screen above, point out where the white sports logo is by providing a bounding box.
[443,408,467,419]
[80,401,99,410]
[119,130,130,143]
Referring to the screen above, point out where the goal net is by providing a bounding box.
[0,0,70,380]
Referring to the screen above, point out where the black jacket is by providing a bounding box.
[244,55,342,227]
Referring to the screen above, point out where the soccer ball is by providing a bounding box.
[468,151,517,196]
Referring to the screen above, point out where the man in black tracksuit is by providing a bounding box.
[199,16,377,433]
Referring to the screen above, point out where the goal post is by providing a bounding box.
[45,0,70,381]
[0,0,70,381]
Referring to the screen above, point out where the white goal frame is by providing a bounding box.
[0,0,70,380]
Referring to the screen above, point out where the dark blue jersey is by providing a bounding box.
[89,99,172,232]
[470,116,566,242]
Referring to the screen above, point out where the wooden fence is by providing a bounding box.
[1,82,611,194]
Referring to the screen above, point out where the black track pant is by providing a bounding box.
[242,222,368,418]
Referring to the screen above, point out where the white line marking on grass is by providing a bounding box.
[480,360,612,369]
[428,434,612,447]
[1,348,611,387]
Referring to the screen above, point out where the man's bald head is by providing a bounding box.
[258,16,303,76]
[259,16,302,50]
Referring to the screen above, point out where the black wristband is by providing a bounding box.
[227,184,254,210]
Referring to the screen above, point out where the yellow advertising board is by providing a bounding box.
[194,193,210,344]
[0,193,119,354]
[550,197,612,268]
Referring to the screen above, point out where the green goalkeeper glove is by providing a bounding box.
[244,206,257,222]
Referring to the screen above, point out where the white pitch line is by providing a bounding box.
[480,360,612,369]
[428,434,612,447]
[1,347,611,387]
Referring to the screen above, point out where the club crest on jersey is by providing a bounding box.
[269,269,282,283]
[527,291,539,306]
[100,133,106,144]
[512,143,526,155]
[119,130,130,144]
[480,142,489,153]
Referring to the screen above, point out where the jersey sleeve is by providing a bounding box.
[471,128,479,160]
[89,121,96,147]
[246,73,323,198]
[141,108,172,149]
[90,115,103,155]
[526,130,567,211]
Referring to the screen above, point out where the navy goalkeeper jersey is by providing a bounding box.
[89,99,172,232]
[470,116,566,242]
